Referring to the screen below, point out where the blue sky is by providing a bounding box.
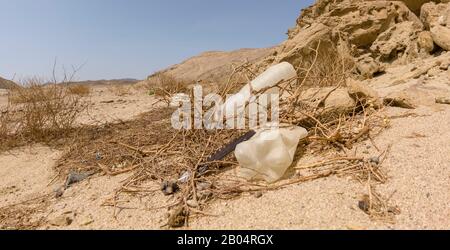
[0,0,314,81]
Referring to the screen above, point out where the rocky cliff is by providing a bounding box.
[257,0,450,79]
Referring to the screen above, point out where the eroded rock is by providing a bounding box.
[383,92,416,109]
[431,25,450,51]
[346,78,382,108]
[418,31,435,53]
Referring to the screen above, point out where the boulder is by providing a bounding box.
[431,25,450,50]
[370,21,422,63]
[420,1,450,29]
[302,87,356,115]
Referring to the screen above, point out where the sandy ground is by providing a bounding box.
[1,69,450,229]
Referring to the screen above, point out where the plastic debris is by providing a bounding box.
[235,123,308,183]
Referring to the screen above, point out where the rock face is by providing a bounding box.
[0,77,17,89]
[255,0,450,80]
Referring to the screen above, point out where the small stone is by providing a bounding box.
[254,191,263,198]
[196,182,212,191]
[358,196,370,214]
[186,200,199,208]
[161,180,179,196]
[54,186,65,198]
[80,215,94,226]
[198,190,213,200]
[49,215,73,227]
[436,97,450,105]
[369,156,380,165]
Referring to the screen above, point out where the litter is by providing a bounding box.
[235,123,308,183]
[197,130,256,176]
[216,62,296,121]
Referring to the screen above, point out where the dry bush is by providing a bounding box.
[146,73,190,104]
[52,42,389,228]
[0,78,88,150]
[297,41,356,89]
[108,84,132,96]
[68,84,91,97]
[0,108,13,142]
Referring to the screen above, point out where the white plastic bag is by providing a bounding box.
[235,124,308,183]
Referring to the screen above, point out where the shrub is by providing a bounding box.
[68,84,91,96]
[1,78,88,150]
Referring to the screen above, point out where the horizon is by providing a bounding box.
[0,0,314,81]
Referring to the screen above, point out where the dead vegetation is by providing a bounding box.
[48,41,397,228]
[0,78,88,151]
[68,84,91,97]
[145,73,190,104]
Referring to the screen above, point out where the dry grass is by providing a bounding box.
[146,73,190,104]
[68,84,91,97]
[109,84,133,96]
[54,41,395,228]
[0,78,88,151]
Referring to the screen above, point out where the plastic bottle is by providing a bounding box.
[235,124,308,183]
[219,62,297,121]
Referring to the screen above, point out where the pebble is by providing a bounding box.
[161,180,179,196]
[49,215,74,227]
[254,191,263,198]
[196,182,212,191]
[186,200,199,208]
[369,156,380,165]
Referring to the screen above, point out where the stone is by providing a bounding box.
[383,92,416,109]
[49,215,73,227]
[427,66,443,77]
[254,191,263,198]
[161,180,179,196]
[421,2,450,29]
[302,87,357,116]
[356,54,385,78]
[186,200,199,208]
[436,96,450,104]
[370,22,422,63]
[431,25,450,51]
[346,78,382,108]
[418,31,435,53]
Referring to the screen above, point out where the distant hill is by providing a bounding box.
[0,76,17,89]
[65,78,140,86]
[148,47,277,84]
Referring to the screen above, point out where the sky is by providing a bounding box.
[0,0,314,81]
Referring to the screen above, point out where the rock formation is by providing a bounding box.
[257,0,450,79]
